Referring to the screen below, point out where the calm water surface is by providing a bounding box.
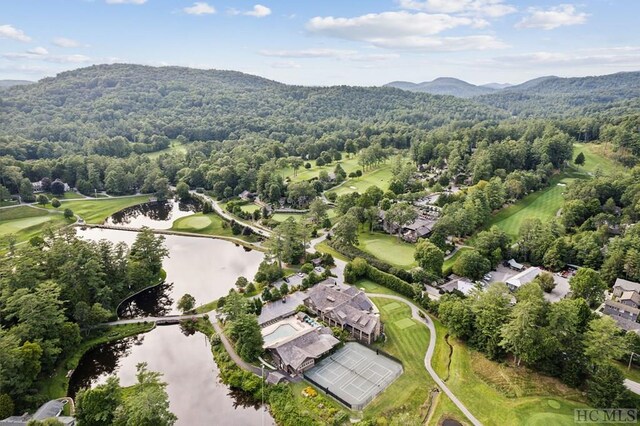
[104,199,198,229]
[77,228,264,316]
[69,325,274,426]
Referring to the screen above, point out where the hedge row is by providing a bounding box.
[345,258,418,299]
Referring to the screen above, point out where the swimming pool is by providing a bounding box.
[263,323,298,346]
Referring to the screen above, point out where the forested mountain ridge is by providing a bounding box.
[476,71,640,117]
[0,63,504,146]
[385,77,497,98]
[0,80,33,89]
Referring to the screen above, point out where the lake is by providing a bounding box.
[76,228,264,316]
[68,325,274,426]
[104,199,198,229]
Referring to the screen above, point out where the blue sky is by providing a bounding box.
[0,0,638,85]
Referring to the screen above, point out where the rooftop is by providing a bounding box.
[506,267,541,289]
[270,327,339,371]
[615,278,640,293]
[258,291,308,326]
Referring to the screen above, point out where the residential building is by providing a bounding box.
[603,300,640,323]
[380,210,438,243]
[304,279,382,344]
[612,278,640,298]
[506,267,541,291]
[1,400,74,426]
[268,327,339,375]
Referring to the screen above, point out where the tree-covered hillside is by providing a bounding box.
[476,71,640,117]
[0,64,504,146]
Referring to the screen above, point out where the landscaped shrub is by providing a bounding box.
[345,258,417,299]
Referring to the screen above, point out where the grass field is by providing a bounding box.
[357,230,417,269]
[52,195,151,224]
[327,164,394,197]
[365,297,435,419]
[431,318,593,426]
[0,206,73,244]
[39,191,84,200]
[145,140,187,159]
[171,212,258,242]
[365,297,467,424]
[483,176,573,239]
[572,143,623,175]
[442,247,472,272]
[278,154,361,183]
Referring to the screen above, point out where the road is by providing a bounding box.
[625,378,640,395]
[367,293,482,426]
[192,191,272,238]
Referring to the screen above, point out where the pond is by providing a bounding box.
[104,199,199,229]
[76,228,264,316]
[68,325,274,426]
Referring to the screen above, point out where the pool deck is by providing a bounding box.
[261,316,314,348]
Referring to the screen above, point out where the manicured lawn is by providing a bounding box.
[314,240,350,262]
[52,195,152,224]
[40,191,84,200]
[431,317,593,426]
[572,143,623,175]
[272,208,337,224]
[145,140,187,159]
[443,247,472,273]
[171,212,259,243]
[357,230,417,269]
[240,203,261,214]
[278,154,361,183]
[328,164,394,197]
[365,297,435,419]
[0,206,73,244]
[484,177,571,239]
[355,278,399,296]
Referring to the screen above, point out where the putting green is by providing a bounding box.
[547,400,561,409]
[178,216,211,230]
[394,318,416,330]
[382,302,402,312]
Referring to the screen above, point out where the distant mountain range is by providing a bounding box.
[385,77,498,98]
[0,79,33,89]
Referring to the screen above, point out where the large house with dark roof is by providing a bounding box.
[267,327,340,375]
[304,280,382,344]
[604,278,640,331]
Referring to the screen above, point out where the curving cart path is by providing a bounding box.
[367,293,483,426]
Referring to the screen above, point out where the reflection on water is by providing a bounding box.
[69,326,274,426]
[105,199,199,229]
[77,228,264,316]
[117,281,174,318]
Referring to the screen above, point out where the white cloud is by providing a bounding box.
[0,24,31,42]
[270,61,301,69]
[490,47,640,68]
[246,4,271,18]
[260,48,400,62]
[516,4,588,30]
[398,0,516,18]
[307,12,473,39]
[53,37,86,48]
[306,11,506,51]
[105,0,147,4]
[27,47,49,56]
[183,2,216,15]
[260,48,358,58]
[229,4,272,18]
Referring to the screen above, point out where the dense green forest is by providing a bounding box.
[0,64,505,151]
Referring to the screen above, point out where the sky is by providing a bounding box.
[0,0,638,86]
